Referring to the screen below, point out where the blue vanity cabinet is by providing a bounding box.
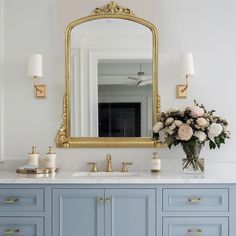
[52,188,156,236]
[1,183,236,236]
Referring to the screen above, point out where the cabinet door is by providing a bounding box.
[52,189,104,236]
[105,189,155,236]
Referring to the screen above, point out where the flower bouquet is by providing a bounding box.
[153,101,230,172]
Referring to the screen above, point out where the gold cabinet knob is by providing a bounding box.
[121,162,132,172]
[87,162,98,172]
[4,198,19,204]
[188,197,202,203]
[105,197,111,203]
[4,229,20,235]
[97,197,104,203]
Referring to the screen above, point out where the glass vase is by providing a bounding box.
[182,142,204,173]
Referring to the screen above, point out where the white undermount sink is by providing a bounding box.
[72,171,140,177]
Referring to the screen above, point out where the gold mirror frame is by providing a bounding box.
[56,1,163,148]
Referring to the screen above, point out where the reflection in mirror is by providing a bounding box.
[70,19,153,138]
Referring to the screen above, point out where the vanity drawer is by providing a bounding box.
[163,188,228,212]
[0,217,43,236]
[0,189,44,212]
[163,217,228,236]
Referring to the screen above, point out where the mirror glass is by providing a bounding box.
[70,18,153,138]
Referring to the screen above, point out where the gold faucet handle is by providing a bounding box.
[121,162,133,172]
[106,154,112,161]
[87,162,98,172]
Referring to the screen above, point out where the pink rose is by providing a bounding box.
[178,124,193,141]
[196,117,209,128]
[189,105,204,118]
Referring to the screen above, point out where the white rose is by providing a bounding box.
[169,123,176,131]
[166,124,176,135]
[194,131,207,142]
[196,117,209,128]
[153,122,164,133]
[178,124,193,141]
[189,105,205,118]
[159,129,166,143]
[174,120,182,127]
[223,125,230,138]
[165,117,174,126]
[208,123,223,141]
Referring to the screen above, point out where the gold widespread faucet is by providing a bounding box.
[105,154,113,172]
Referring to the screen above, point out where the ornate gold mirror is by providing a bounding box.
[56,1,161,148]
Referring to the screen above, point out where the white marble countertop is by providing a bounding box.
[0,170,236,184]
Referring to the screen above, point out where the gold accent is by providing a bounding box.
[188,197,202,203]
[16,168,59,174]
[176,75,189,98]
[47,146,55,154]
[4,198,19,204]
[121,162,132,172]
[188,229,203,234]
[87,162,98,172]
[56,1,163,148]
[56,93,69,147]
[92,1,134,15]
[105,197,111,203]
[156,95,161,120]
[31,145,38,154]
[105,154,113,172]
[4,229,20,235]
[97,197,104,203]
[34,76,46,98]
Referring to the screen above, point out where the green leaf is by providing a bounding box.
[209,140,216,149]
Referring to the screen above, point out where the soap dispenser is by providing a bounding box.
[27,146,39,168]
[44,146,56,169]
[151,152,161,173]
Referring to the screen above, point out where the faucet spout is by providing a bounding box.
[105,154,113,172]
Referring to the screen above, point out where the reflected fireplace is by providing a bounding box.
[98,103,141,137]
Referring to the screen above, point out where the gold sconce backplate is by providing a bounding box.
[176,85,188,98]
[35,85,46,98]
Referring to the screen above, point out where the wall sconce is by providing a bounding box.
[28,54,46,98]
[176,53,194,98]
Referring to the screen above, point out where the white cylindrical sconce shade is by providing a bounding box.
[180,53,194,76]
[28,54,43,77]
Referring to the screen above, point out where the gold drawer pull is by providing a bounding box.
[4,229,20,235]
[188,197,202,203]
[105,197,111,203]
[97,197,104,203]
[188,229,202,234]
[4,198,19,204]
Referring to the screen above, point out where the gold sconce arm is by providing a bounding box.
[33,76,46,98]
[180,75,189,92]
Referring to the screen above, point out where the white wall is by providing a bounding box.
[0,0,236,171]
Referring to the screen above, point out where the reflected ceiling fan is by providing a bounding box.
[128,63,152,86]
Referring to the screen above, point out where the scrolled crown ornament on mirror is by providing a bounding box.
[92,1,135,15]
